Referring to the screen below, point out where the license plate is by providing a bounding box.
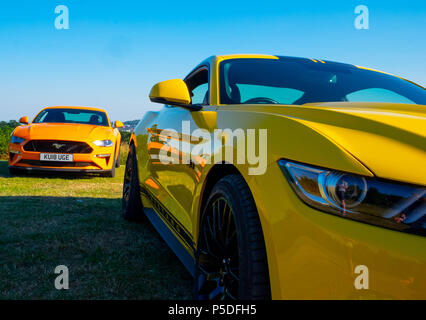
[40,153,74,162]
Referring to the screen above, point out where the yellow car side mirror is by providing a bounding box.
[114,120,124,128]
[149,79,200,110]
[19,116,29,125]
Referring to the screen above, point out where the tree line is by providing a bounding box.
[0,121,19,157]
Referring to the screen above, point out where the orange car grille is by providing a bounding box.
[19,159,93,168]
[23,140,93,154]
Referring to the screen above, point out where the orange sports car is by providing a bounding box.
[8,106,123,177]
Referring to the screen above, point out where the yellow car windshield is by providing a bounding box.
[219,57,426,105]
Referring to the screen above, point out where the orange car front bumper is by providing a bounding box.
[8,140,116,172]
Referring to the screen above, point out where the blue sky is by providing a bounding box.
[0,0,425,121]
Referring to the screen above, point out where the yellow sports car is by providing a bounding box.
[9,106,123,177]
[122,55,426,299]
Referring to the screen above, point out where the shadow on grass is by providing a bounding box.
[0,160,106,180]
[0,195,192,299]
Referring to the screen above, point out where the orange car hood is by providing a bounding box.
[15,123,113,142]
[276,102,426,186]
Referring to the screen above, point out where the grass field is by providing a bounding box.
[0,160,192,299]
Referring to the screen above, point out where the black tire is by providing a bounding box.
[194,174,271,300]
[101,150,117,178]
[8,167,25,176]
[115,148,121,168]
[102,164,116,178]
[122,144,144,221]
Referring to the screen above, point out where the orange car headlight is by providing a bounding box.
[279,159,426,236]
[93,140,113,147]
[10,135,26,144]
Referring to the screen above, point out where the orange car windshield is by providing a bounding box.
[33,108,109,127]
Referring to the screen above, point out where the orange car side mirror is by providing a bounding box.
[19,116,29,125]
[114,120,124,128]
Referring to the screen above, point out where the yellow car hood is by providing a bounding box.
[280,102,426,186]
[15,123,113,142]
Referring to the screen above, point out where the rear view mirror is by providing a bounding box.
[114,120,124,128]
[149,79,200,110]
[19,116,29,125]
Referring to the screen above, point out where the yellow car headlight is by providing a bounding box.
[279,159,426,236]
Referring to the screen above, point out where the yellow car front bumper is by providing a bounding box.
[250,162,426,299]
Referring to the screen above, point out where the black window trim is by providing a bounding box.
[184,65,210,106]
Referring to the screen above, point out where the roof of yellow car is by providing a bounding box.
[42,106,108,113]
[214,54,407,82]
[216,54,279,61]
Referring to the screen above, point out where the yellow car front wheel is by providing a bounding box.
[194,174,271,300]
